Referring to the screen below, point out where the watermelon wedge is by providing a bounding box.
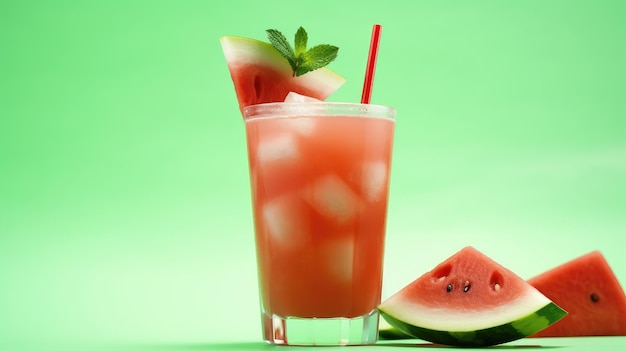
[378,247,567,346]
[220,36,346,114]
[528,251,626,337]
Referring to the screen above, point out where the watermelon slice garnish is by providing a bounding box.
[528,251,626,337]
[220,36,346,115]
[378,246,567,347]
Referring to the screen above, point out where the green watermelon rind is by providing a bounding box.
[379,302,566,347]
[221,36,291,72]
[379,326,414,340]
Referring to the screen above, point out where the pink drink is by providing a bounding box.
[244,102,395,345]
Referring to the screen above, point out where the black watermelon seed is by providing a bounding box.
[446,284,453,293]
[590,293,600,303]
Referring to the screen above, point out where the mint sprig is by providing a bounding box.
[266,27,338,77]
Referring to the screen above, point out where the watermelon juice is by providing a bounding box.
[243,102,396,345]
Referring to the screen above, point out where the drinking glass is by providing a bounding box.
[243,102,396,345]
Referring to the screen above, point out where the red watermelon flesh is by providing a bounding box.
[528,251,626,337]
[220,36,346,115]
[394,246,533,310]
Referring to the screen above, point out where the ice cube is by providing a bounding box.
[303,174,362,225]
[262,194,309,249]
[281,117,316,136]
[320,237,355,283]
[284,91,322,102]
[257,134,298,164]
[281,92,319,136]
[361,161,388,202]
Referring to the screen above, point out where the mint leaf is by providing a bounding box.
[294,26,307,58]
[266,27,338,77]
[266,29,296,70]
[297,44,339,76]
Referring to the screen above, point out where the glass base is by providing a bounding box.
[262,310,379,345]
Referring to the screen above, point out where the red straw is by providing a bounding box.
[361,24,382,104]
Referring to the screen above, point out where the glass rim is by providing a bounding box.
[243,101,396,121]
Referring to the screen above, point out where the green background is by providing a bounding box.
[1,0,625,350]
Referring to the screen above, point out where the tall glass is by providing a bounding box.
[243,102,396,345]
